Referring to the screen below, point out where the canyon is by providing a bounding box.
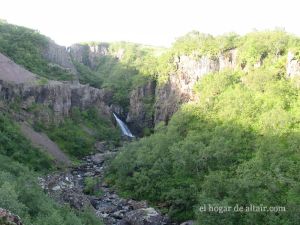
[3,40,299,135]
[0,24,300,225]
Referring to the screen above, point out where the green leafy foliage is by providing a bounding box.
[1,21,300,225]
[155,29,300,86]
[38,107,119,159]
[0,113,103,225]
[107,68,300,224]
[0,21,74,81]
[83,177,103,197]
[73,61,102,88]
[73,42,159,109]
[0,159,103,225]
[237,29,290,67]
[97,43,159,108]
[172,31,239,57]
[0,113,53,172]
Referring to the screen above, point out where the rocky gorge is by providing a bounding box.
[14,39,300,134]
[0,23,300,225]
[39,142,174,225]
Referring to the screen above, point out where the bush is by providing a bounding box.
[0,113,53,172]
[0,21,74,81]
[83,177,103,197]
[41,107,119,159]
[0,119,103,225]
[107,67,300,224]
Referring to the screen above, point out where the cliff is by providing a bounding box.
[124,49,238,130]
[42,39,77,76]
[43,40,77,74]
[126,80,156,135]
[154,50,237,124]
[0,80,115,123]
[0,52,114,124]
[2,30,299,135]
[69,43,109,69]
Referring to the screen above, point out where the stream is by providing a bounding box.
[39,142,174,225]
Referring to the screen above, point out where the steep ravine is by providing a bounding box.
[1,33,300,225]
[41,41,300,132]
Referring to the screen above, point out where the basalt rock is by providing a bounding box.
[42,39,77,75]
[0,52,116,123]
[121,208,169,225]
[154,50,237,124]
[180,221,194,225]
[69,43,109,69]
[126,80,156,135]
[40,149,174,225]
[0,80,113,123]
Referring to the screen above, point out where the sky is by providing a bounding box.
[0,0,299,47]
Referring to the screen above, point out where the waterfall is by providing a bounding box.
[113,113,135,138]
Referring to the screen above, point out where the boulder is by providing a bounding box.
[180,221,194,225]
[94,141,108,153]
[0,208,23,225]
[62,188,92,210]
[122,208,169,225]
[91,153,105,164]
[127,199,148,210]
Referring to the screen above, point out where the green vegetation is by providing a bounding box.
[238,29,290,67]
[0,113,102,225]
[83,177,103,197]
[72,42,160,109]
[0,21,156,110]
[35,107,120,159]
[0,21,74,81]
[73,61,102,88]
[107,66,300,224]
[172,31,239,57]
[0,113,53,172]
[1,20,300,225]
[155,29,300,84]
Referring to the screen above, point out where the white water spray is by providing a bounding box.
[113,113,135,138]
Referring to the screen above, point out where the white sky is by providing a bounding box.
[0,0,299,47]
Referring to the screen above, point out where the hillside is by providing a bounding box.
[0,20,299,225]
[107,30,300,224]
[0,53,36,83]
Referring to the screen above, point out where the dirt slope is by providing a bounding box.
[20,122,71,167]
[0,53,36,83]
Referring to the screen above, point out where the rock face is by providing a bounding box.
[0,50,118,127]
[154,50,237,124]
[126,81,156,134]
[0,208,23,225]
[287,51,300,78]
[0,80,113,123]
[124,50,238,129]
[69,43,109,69]
[42,40,77,75]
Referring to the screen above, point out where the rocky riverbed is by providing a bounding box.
[39,142,174,225]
